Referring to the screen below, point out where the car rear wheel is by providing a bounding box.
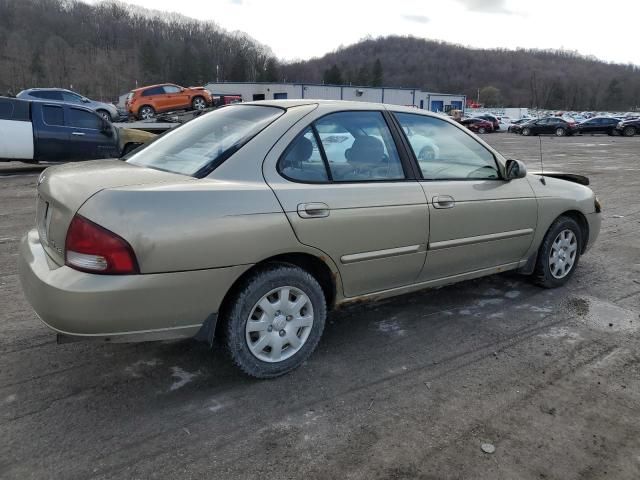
[223,264,326,378]
[478,127,486,134]
[555,127,567,136]
[532,216,582,288]
[192,96,207,111]
[623,126,636,137]
[522,127,531,136]
[138,105,155,120]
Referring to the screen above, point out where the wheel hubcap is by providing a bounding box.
[549,229,578,279]
[245,286,314,363]
[194,99,205,109]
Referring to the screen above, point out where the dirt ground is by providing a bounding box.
[1,133,639,479]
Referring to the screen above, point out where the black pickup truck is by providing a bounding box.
[0,97,154,162]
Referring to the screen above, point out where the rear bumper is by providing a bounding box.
[18,229,250,342]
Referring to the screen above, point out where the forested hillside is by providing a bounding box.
[283,36,640,111]
[1,0,638,110]
[0,0,277,101]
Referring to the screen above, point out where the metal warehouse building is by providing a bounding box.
[204,82,466,112]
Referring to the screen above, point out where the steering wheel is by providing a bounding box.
[418,145,436,161]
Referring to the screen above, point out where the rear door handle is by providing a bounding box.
[71,132,85,136]
[297,202,330,218]
[432,195,455,209]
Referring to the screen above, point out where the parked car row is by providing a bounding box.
[508,115,639,137]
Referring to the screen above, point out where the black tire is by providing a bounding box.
[191,96,207,111]
[96,109,111,122]
[623,126,636,137]
[555,127,566,137]
[532,216,582,288]
[138,105,155,120]
[521,127,531,136]
[223,264,327,378]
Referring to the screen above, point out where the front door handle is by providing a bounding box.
[71,132,85,136]
[297,202,330,219]
[432,195,455,209]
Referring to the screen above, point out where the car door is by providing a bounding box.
[263,108,429,297]
[33,104,69,162]
[141,86,166,112]
[63,106,118,160]
[393,111,538,281]
[163,85,189,110]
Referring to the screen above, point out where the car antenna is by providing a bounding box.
[538,136,546,185]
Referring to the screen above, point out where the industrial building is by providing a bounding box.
[203,82,466,113]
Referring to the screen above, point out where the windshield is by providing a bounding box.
[127,105,283,177]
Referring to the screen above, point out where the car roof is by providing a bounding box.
[22,88,74,93]
[240,99,455,120]
[131,83,177,92]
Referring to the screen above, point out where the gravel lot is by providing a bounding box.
[1,134,639,479]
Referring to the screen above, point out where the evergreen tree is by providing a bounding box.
[371,58,383,87]
[323,64,343,85]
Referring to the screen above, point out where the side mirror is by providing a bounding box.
[505,159,527,180]
[81,97,90,103]
[101,119,113,137]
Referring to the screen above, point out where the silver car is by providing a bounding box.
[19,100,601,378]
[17,88,119,121]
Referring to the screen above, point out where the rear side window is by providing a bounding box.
[32,91,63,101]
[142,87,165,96]
[279,128,329,183]
[68,108,101,129]
[0,100,14,119]
[42,105,64,126]
[163,86,181,94]
[279,111,405,183]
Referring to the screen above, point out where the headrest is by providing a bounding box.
[345,135,384,165]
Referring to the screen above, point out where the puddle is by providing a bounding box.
[568,296,639,332]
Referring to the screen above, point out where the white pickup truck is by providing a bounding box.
[0,97,154,162]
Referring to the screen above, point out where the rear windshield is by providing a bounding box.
[127,105,283,177]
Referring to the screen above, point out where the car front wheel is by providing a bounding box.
[532,216,582,288]
[223,264,327,378]
[522,127,531,136]
[478,127,486,134]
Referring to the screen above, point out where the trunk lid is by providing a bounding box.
[36,160,189,265]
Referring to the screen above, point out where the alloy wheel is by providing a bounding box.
[139,107,154,120]
[193,97,206,110]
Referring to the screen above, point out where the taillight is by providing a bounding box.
[65,215,139,275]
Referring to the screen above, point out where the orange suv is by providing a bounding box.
[126,84,213,120]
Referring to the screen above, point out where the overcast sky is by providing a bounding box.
[107,0,639,65]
